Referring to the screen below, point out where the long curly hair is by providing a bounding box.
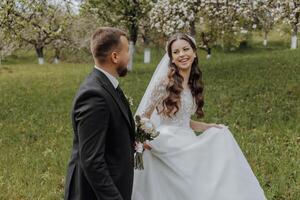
[157,33,204,118]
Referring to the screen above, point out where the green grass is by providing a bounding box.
[0,42,300,199]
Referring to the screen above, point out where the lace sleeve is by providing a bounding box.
[139,80,168,119]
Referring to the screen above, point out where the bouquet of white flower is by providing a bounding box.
[134,115,160,170]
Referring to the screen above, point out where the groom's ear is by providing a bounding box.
[111,52,119,64]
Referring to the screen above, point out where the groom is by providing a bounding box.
[64,27,136,200]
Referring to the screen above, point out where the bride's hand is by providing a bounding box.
[143,142,152,150]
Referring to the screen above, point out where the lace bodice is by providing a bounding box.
[139,81,197,128]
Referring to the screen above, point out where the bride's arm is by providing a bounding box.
[190,120,222,132]
[140,94,163,150]
[140,106,154,119]
[138,81,168,150]
[139,80,167,119]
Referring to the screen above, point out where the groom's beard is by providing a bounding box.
[117,64,128,77]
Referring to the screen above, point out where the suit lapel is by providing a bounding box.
[93,69,134,131]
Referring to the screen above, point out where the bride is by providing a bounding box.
[132,33,267,200]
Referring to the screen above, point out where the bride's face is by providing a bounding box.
[171,39,196,70]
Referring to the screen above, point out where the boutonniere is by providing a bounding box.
[124,94,134,107]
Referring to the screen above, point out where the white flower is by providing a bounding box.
[177,20,185,29]
[124,94,134,107]
[240,29,248,34]
[140,118,155,134]
[154,22,160,29]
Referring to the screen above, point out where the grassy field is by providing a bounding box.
[0,41,299,199]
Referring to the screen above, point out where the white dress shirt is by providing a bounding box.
[94,65,119,89]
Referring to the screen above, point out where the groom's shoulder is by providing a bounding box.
[75,72,107,100]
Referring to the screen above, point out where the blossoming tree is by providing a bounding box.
[248,0,279,47]
[277,0,300,49]
[0,0,71,64]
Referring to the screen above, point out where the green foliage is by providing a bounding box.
[0,45,299,199]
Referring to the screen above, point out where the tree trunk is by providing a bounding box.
[189,20,196,37]
[54,58,59,64]
[263,31,268,47]
[206,48,211,59]
[201,32,212,59]
[143,32,151,64]
[35,46,44,65]
[127,41,135,71]
[54,48,60,64]
[291,28,298,49]
[144,47,151,64]
[129,26,138,45]
[0,51,2,65]
[291,5,299,49]
[127,21,138,71]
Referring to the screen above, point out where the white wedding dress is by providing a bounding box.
[132,83,267,200]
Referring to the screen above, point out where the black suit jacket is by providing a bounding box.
[64,68,135,200]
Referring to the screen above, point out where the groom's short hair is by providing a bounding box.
[90,27,127,64]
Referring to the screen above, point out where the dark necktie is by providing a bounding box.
[116,86,129,111]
